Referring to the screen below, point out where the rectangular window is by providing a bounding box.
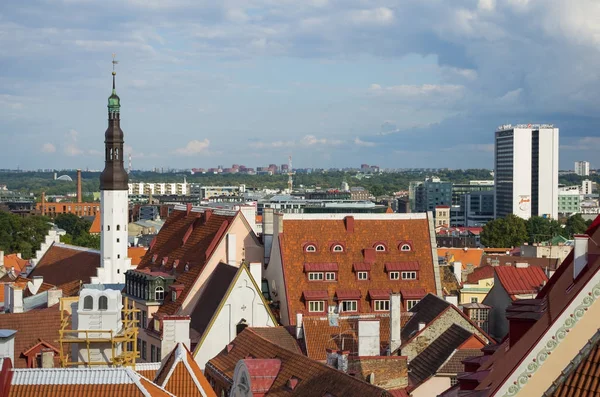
[389,271,400,280]
[308,301,325,312]
[308,272,324,281]
[450,377,458,386]
[136,338,141,354]
[141,340,147,360]
[141,310,147,329]
[156,347,161,361]
[151,344,156,361]
[357,271,368,280]
[401,271,417,280]
[471,297,478,303]
[325,272,336,281]
[341,300,357,312]
[374,300,390,311]
[406,299,420,310]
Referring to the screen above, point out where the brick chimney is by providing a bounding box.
[506,299,546,348]
[76,169,82,203]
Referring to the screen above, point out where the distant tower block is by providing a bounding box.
[287,155,294,193]
[128,153,132,174]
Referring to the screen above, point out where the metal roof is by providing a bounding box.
[11,367,140,385]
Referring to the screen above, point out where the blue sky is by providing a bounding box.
[1,0,599,170]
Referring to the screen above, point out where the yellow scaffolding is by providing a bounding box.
[58,296,139,368]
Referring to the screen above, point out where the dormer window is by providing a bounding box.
[305,244,317,253]
[172,290,177,301]
[400,244,412,252]
[155,286,164,301]
[332,244,344,253]
[375,244,386,252]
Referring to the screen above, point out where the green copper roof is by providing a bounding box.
[108,72,120,112]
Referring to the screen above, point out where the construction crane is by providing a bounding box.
[287,155,294,193]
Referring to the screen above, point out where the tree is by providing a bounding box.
[54,213,91,238]
[0,212,51,259]
[525,216,563,244]
[74,233,101,250]
[480,214,528,248]
[563,214,589,238]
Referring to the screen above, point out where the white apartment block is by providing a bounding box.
[575,161,590,176]
[494,124,559,220]
[583,179,594,195]
[128,183,189,196]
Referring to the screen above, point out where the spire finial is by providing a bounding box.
[111,53,118,90]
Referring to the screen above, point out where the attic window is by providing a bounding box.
[400,244,412,252]
[286,377,300,391]
[83,295,93,310]
[305,244,317,253]
[155,287,164,301]
[99,295,108,310]
[332,244,344,253]
[375,244,386,252]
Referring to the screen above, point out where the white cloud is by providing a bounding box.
[478,0,496,11]
[300,135,343,146]
[369,83,465,97]
[64,129,83,156]
[562,137,600,151]
[348,7,395,26]
[65,144,84,156]
[41,143,56,153]
[174,139,211,155]
[354,137,376,147]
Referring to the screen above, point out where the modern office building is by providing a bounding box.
[575,160,590,176]
[451,181,495,227]
[558,187,581,215]
[409,177,452,213]
[494,124,559,220]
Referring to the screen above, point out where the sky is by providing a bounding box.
[1,0,599,171]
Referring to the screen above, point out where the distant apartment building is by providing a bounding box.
[494,124,559,220]
[349,186,370,200]
[575,160,590,176]
[128,182,188,196]
[558,187,581,215]
[583,179,594,195]
[435,206,450,227]
[451,181,495,227]
[409,177,452,214]
[189,184,246,199]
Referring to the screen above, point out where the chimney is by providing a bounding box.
[295,313,303,339]
[363,248,375,264]
[358,320,380,357]
[41,348,55,368]
[249,262,262,286]
[0,329,16,365]
[161,316,191,360]
[9,285,24,314]
[326,348,338,367]
[47,289,63,307]
[41,191,46,215]
[263,209,274,264]
[389,293,402,353]
[574,235,589,279]
[76,169,82,203]
[204,209,213,223]
[344,216,354,233]
[453,263,462,283]
[337,350,349,372]
[53,172,57,180]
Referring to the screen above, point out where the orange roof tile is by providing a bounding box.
[206,327,394,396]
[128,247,148,266]
[89,212,101,234]
[154,343,216,397]
[439,248,484,269]
[2,254,29,274]
[28,243,100,287]
[136,208,238,315]
[278,215,439,325]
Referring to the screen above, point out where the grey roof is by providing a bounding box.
[402,293,451,342]
[0,330,17,338]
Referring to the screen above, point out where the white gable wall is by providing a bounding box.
[263,221,290,325]
[194,269,275,369]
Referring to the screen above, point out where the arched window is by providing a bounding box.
[400,244,412,252]
[107,225,110,231]
[155,286,164,301]
[83,295,93,310]
[332,244,344,253]
[116,225,120,231]
[305,244,317,253]
[375,244,386,252]
[99,295,108,311]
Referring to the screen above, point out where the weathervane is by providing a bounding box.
[112,53,118,74]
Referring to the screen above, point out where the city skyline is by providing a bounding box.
[2,1,600,170]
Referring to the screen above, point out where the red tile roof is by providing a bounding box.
[28,243,100,287]
[439,248,485,269]
[0,304,65,368]
[385,262,420,271]
[2,254,29,274]
[243,359,281,394]
[128,247,148,266]
[206,327,394,396]
[550,333,600,396]
[455,216,600,395]
[89,212,101,234]
[495,266,548,297]
[465,265,495,284]
[154,343,217,397]
[304,263,338,272]
[278,215,439,325]
[247,327,302,354]
[135,208,238,315]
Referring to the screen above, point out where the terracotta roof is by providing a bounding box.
[459,216,600,395]
[189,263,239,341]
[6,367,174,396]
[550,331,600,397]
[135,362,161,380]
[0,276,56,304]
[206,327,393,396]
[57,280,83,297]
[440,248,484,269]
[154,343,216,397]
[28,243,100,287]
[2,254,29,274]
[128,247,148,266]
[89,212,101,234]
[0,304,65,368]
[494,266,548,297]
[247,327,302,354]
[409,325,479,386]
[136,208,238,315]
[465,265,496,284]
[278,215,439,325]
[438,349,483,374]
[301,314,413,360]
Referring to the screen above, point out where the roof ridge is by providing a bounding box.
[53,242,101,254]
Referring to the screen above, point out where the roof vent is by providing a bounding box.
[344,216,354,233]
[184,262,190,272]
[226,343,234,353]
[286,377,300,390]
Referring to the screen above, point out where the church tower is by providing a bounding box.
[93,57,131,284]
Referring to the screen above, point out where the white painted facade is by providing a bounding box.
[128,182,188,196]
[495,125,559,220]
[95,190,131,284]
[575,161,590,176]
[583,179,593,195]
[193,267,275,370]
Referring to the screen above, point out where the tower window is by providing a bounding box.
[117,238,120,243]
[83,295,93,310]
[99,295,108,311]
[117,225,120,231]
[107,225,110,231]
